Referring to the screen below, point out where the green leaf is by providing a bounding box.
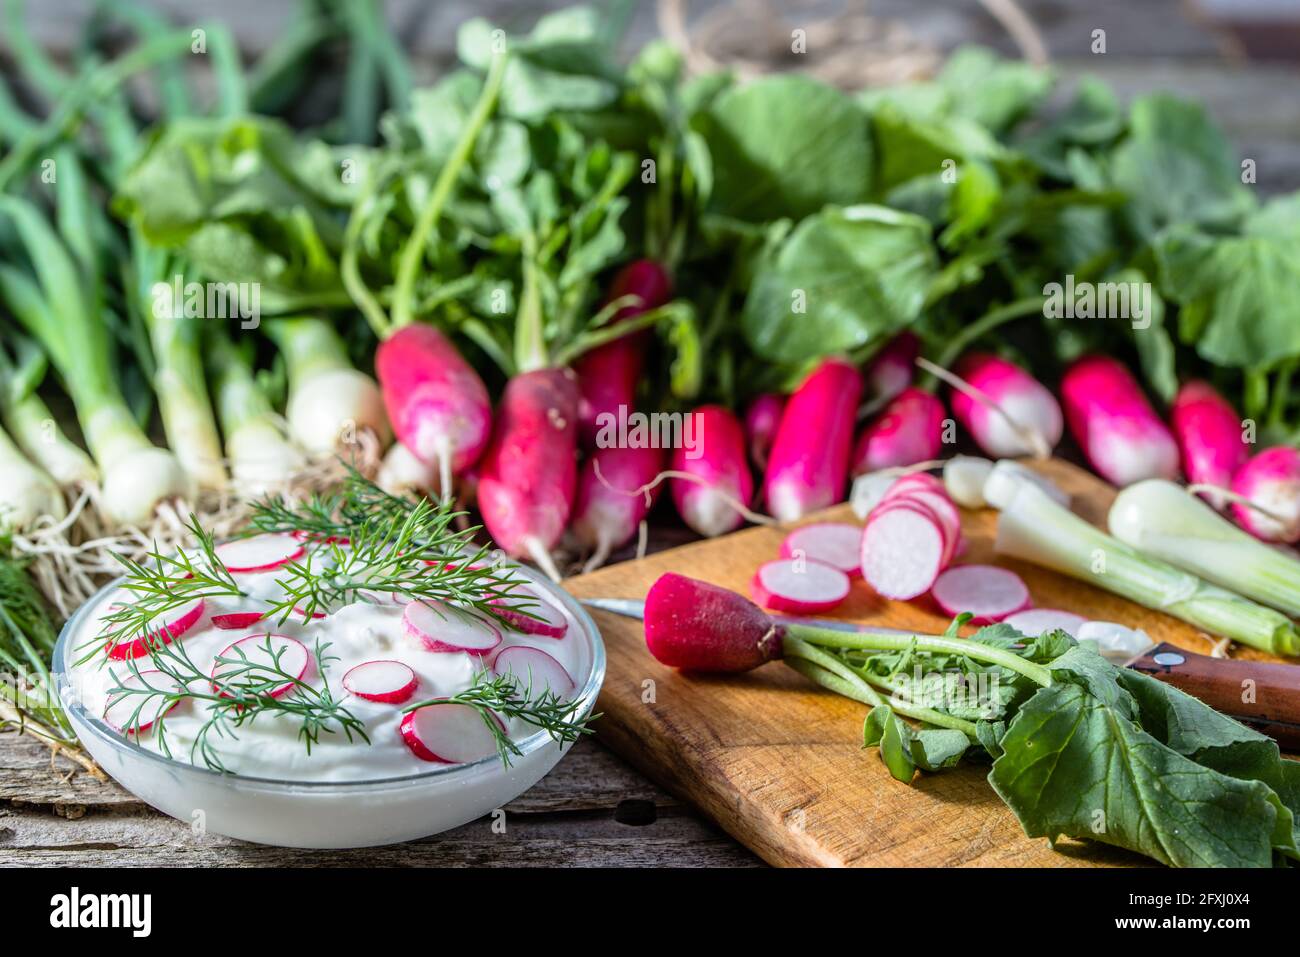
[868,104,1005,194]
[740,205,938,364]
[937,47,1053,135]
[864,705,971,782]
[1108,94,1254,241]
[694,74,871,222]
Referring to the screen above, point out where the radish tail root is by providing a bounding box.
[916,356,1051,460]
[525,537,564,583]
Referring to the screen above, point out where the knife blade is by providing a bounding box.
[582,598,1300,749]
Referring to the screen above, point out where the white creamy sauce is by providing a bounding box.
[68,551,590,782]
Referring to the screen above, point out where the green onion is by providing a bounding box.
[0,334,97,487]
[995,481,1300,656]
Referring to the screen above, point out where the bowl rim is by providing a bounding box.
[54,564,606,792]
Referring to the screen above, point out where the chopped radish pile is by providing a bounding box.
[931,565,1031,624]
[860,504,946,600]
[215,533,305,573]
[403,600,502,655]
[1001,608,1087,638]
[211,611,265,630]
[490,587,568,638]
[493,646,575,697]
[750,558,851,613]
[103,670,185,733]
[780,522,863,577]
[211,634,310,698]
[343,660,419,704]
[400,703,504,764]
[105,597,205,660]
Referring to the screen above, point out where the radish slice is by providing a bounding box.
[931,565,1031,623]
[861,504,946,600]
[104,670,185,733]
[780,522,863,577]
[870,495,957,568]
[751,558,851,613]
[212,634,310,698]
[493,646,576,697]
[211,611,265,630]
[403,600,502,655]
[881,485,962,564]
[105,598,205,660]
[850,471,898,519]
[490,588,568,639]
[291,530,350,545]
[294,605,327,621]
[1002,608,1087,639]
[343,660,419,704]
[400,703,505,764]
[216,533,305,573]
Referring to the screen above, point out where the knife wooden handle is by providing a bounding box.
[1126,643,1300,750]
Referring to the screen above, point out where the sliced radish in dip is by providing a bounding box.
[400,703,504,764]
[104,670,186,733]
[490,588,568,638]
[780,522,863,576]
[403,600,502,655]
[211,611,265,630]
[750,558,851,613]
[343,660,419,704]
[493,646,575,697]
[106,597,205,660]
[212,634,310,698]
[215,534,305,572]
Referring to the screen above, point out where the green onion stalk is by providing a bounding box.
[0,335,97,488]
[996,481,1300,657]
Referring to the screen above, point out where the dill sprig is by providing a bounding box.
[111,635,368,773]
[404,671,597,768]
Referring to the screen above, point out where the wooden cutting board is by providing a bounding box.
[562,459,1290,868]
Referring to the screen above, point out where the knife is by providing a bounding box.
[582,598,1300,749]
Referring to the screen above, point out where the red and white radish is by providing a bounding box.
[493,646,575,697]
[375,324,492,498]
[1002,607,1087,639]
[476,368,579,577]
[744,392,786,471]
[574,260,674,448]
[215,533,304,573]
[931,565,1031,623]
[1230,446,1300,543]
[862,331,919,414]
[403,600,502,655]
[377,440,439,496]
[400,703,504,764]
[103,670,185,733]
[490,586,568,639]
[860,503,947,600]
[750,558,851,613]
[571,444,663,568]
[765,357,863,521]
[644,572,785,672]
[343,660,419,704]
[780,522,862,576]
[880,479,962,564]
[670,405,753,537]
[211,611,265,630]
[949,353,1063,458]
[1171,380,1248,508]
[105,597,205,660]
[943,455,993,509]
[211,634,310,699]
[1061,355,1179,486]
[851,387,946,475]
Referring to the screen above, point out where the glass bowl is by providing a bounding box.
[53,568,605,849]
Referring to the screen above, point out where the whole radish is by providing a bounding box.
[1230,446,1300,543]
[645,572,784,672]
[851,387,945,475]
[744,392,786,471]
[764,357,863,521]
[949,353,1062,458]
[574,260,674,448]
[1061,355,1179,486]
[476,369,579,578]
[862,331,918,414]
[671,405,753,537]
[571,444,665,568]
[1171,380,1248,508]
[376,324,492,498]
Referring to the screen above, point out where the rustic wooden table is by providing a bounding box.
[3,0,1299,867]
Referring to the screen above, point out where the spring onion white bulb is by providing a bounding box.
[982,459,1068,511]
[995,480,1300,656]
[942,455,993,509]
[0,423,65,530]
[1110,479,1300,619]
[0,338,97,486]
